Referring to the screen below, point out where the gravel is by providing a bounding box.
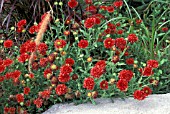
[43,93,170,114]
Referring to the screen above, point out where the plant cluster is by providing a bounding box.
[0,0,170,114]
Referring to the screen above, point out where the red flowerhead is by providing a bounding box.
[54,39,67,49]
[78,39,88,48]
[55,84,68,95]
[113,1,123,8]
[104,38,115,49]
[68,0,78,8]
[4,40,13,48]
[147,60,158,68]
[142,86,152,96]
[100,80,108,90]
[128,34,138,44]
[118,70,134,82]
[133,90,146,100]
[116,79,128,91]
[16,94,24,103]
[83,77,95,90]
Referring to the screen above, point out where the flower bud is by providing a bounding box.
[59,2,63,6]
[87,92,92,97]
[87,57,92,62]
[109,78,116,85]
[133,64,138,68]
[75,91,81,98]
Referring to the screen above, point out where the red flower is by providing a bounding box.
[94,17,101,25]
[41,90,51,99]
[58,73,70,83]
[32,62,39,71]
[5,72,12,80]
[115,37,126,50]
[39,58,48,67]
[0,76,5,82]
[0,65,5,73]
[72,74,78,80]
[4,39,13,48]
[17,19,26,27]
[118,70,134,82]
[3,58,13,67]
[116,22,121,27]
[136,19,142,24]
[83,77,95,90]
[29,73,34,78]
[9,107,16,114]
[60,65,73,74]
[25,100,31,107]
[68,0,78,8]
[133,90,146,100]
[90,65,104,78]
[95,60,106,68]
[147,60,158,68]
[47,53,56,63]
[100,80,108,90]
[112,55,119,64]
[78,39,88,48]
[55,84,67,95]
[117,29,124,35]
[54,39,67,49]
[142,86,152,96]
[29,25,38,34]
[162,27,168,32]
[4,107,10,113]
[12,70,21,79]
[16,94,24,103]
[142,67,153,76]
[128,34,138,44]
[65,58,75,66]
[100,5,107,10]
[20,40,36,53]
[37,43,48,55]
[18,53,30,63]
[85,0,92,4]
[43,68,52,79]
[104,38,115,49]
[24,87,30,95]
[116,79,128,91]
[85,5,97,14]
[33,98,43,108]
[84,17,96,28]
[107,6,114,13]
[113,1,123,8]
[126,58,134,65]
[17,27,24,33]
[104,28,111,34]
[107,23,116,31]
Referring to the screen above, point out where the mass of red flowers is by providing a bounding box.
[1,0,167,113]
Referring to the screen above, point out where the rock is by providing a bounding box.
[43,93,170,114]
